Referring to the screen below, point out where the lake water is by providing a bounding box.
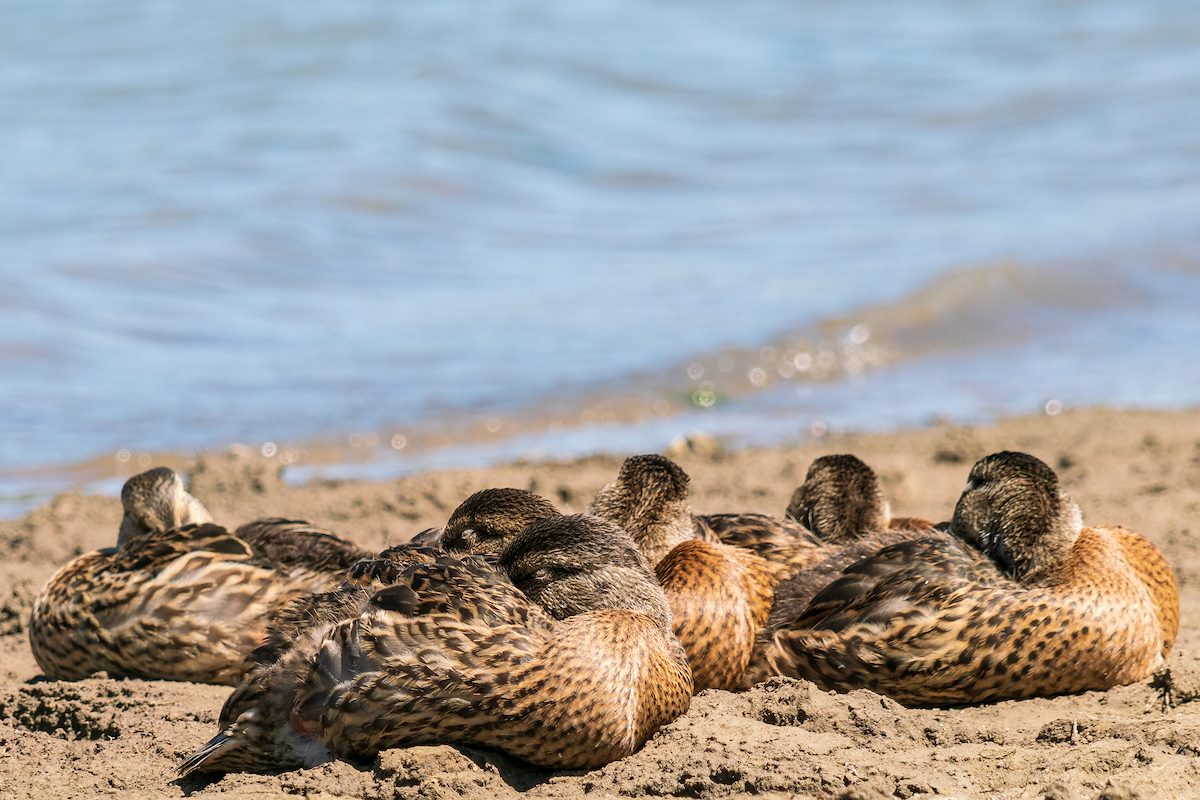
[3,0,1200,514]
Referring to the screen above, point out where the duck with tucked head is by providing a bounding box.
[397,487,560,553]
[760,453,952,623]
[588,455,779,692]
[30,467,370,685]
[244,487,566,674]
[785,454,934,542]
[743,451,1179,705]
[179,514,692,775]
[696,454,936,579]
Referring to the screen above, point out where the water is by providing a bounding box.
[3,1,1200,514]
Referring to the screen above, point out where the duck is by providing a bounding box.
[784,454,935,543]
[588,455,779,692]
[242,488,566,675]
[742,451,1179,705]
[178,514,692,775]
[695,454,936,579]
[590,454,816,568]
[745,454,951,627]
[29,467,370,685]
[393,488,560,553]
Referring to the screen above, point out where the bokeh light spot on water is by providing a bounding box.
[691,382,718,409]
[390,434,407,450]
[718,356,736,374]
[793,353,813,372]
[848,325,871,346]
[1045,399,1064,416]
[137,452,151,467]
[686,362,705,380]
[348,433,364,448]
[810,420,828,438]
[748,367,768,388]
[261,442,278,458]
[116,448,131,463]
[485,418,502,433]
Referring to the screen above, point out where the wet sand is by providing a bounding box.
[2,406,1198,799]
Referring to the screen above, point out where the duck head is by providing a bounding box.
[179,615,341,779]
[785,454,890,542]
[118,467,213,546]
[588,454,695,566]
[177,705,328,779]
[952,451,1082,582]
[500,514,673,632]
[440,488,562,555]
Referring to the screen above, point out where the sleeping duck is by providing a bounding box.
[743,451,1179,706]
[179,514,692,774]
[588,455,779,692]
[29,467,369,685]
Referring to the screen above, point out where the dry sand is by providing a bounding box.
[2,407,1199,799]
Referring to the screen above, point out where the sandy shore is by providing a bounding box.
[2,407,1198,799]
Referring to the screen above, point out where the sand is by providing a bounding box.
[2,407,1199,799]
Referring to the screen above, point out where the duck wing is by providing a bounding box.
[106,523,253,574]
[696,513,820,551]
[30,524,308,684]
[789,535,1008,632]
[292,554,550,758]
[233,518,371,572]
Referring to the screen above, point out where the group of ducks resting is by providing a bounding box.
[27,450,1179,776]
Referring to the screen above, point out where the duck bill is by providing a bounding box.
[178,729,239,777]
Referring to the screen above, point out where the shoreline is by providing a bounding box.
[6,399,1196,524]
[2,406,1199,798]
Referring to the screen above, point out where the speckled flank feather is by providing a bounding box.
[181,525,692,775]
[655,539,777,691]
[744,452,1178,706]
[1108,526,1180,657]
[29,467,366,685]
[29,524,341,684]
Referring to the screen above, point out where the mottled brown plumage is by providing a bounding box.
[589,454,707,566]
[590,455,779,691]
[179,515,692,775]
[441,488,563,555]
[701,455,935,580]
[654,539,777,691]
[116,466,213,545]
[692,513,823,579]
[745,452,1179,706]
[29,467,368,685]
[786,454,892,542]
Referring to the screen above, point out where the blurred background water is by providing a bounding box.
[3,0,1200,515]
